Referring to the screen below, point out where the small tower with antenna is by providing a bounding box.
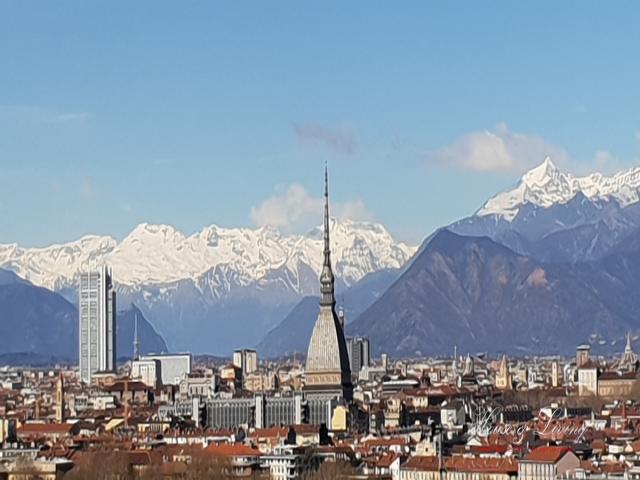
[133,312,140,361]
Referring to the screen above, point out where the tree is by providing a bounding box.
[12,455,44,480]
[65,450,131,480]
[303,460,358,480]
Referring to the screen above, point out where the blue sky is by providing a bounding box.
[2,2,640,246]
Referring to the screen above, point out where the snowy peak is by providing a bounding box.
[522,156,561,186]
[0,219,416,292]
[477,157,640,221]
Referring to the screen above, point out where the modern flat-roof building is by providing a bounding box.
[139,353,192,386]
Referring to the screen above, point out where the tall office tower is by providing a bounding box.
[347,337,371,374]
[305,164,352,401]
[233,349,258,375]
[79,266,116,384]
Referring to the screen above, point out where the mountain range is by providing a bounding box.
[4,158,640,358]
[0,220,415,353]
[347,158,640,357]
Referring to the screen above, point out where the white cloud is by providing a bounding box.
[48,112,90,123]
[291,122,357,155]
[80,177,95,199]
[585,149,627,175]
[424,123,569,173]
[250,184,373,232]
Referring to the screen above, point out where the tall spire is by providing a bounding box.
[133,312,140,361]
[320,161,336,307]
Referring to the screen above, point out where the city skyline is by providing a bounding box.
[3,2,640,247]
[3,4,640,479]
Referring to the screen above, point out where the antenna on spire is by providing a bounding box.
[133,311,140,361]
[319,161,335,308]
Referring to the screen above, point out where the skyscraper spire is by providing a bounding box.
[320,161,335,308]
[133,312,140,361]
[305,162,352,402]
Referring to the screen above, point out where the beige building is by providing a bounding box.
[244,371,278,392]
[577,361,599,396]
[447,457,518,480]
[131,359,160,388]
[518,446,580,480]
[598,371,638,397]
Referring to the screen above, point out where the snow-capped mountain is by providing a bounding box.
[0,219,415,292]
[478,156,640,220]
[0,219,415,354]
[451,158,640,263]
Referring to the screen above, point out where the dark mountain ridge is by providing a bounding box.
[350,229,640,357]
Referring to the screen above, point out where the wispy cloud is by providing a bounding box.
[592,150,622,173]
[80,177,96,199]
[50,179,63,194]
[291,122,357,155]
[424,123,569,173]
[0,105,91,125]
[47,112,91,124]
[250,184,372,233]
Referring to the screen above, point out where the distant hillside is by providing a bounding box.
[257,268,400,358]
[0,269,167,363]
[0,270,78,359]
[350,230,640,357]
[116,305,168,358]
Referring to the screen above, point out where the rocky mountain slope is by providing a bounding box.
[351,229,640,357]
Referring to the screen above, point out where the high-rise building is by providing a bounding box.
[304,164,352,401]
[347,337,371,375]
[79,266,116,384]
[233,349,258,375]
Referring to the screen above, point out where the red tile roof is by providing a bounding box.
[402,455,441,471]
[446,456,518,474]
[376,452,401,468]
[206,443,261,457]
[18,423,74,434]
[248,427,288,439]
[523,446,572,463]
